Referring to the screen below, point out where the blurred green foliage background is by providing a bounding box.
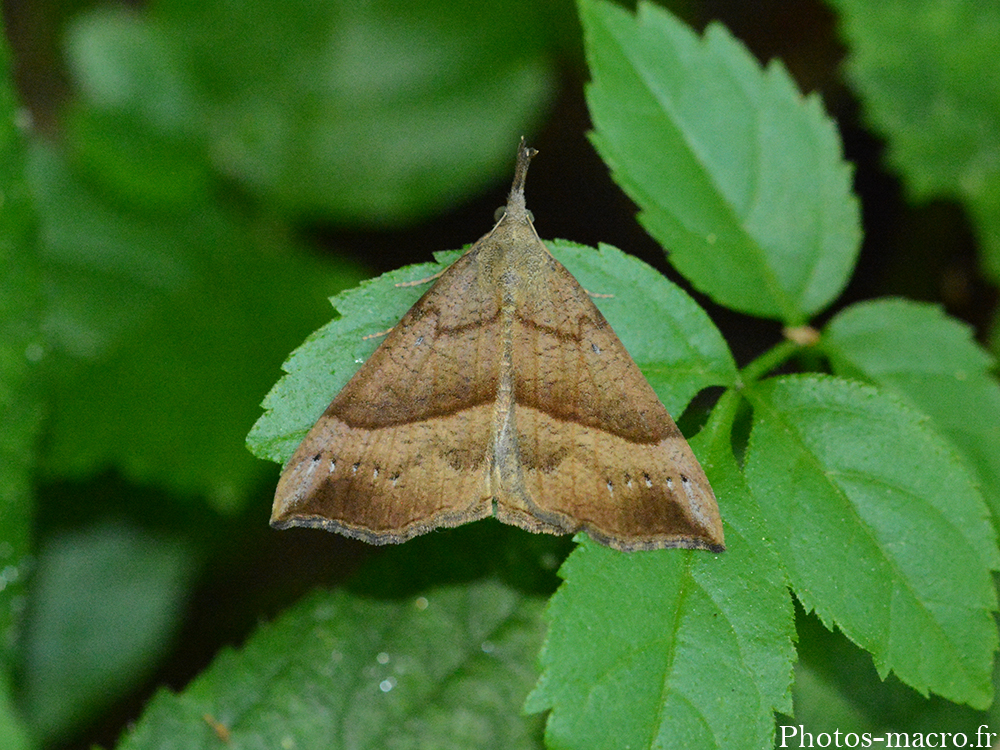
[1,0,997,748]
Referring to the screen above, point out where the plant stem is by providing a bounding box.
[701,387,740,451]
[700,338,804,453]
[738,339,800,387]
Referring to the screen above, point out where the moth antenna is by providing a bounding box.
[508,137,537,212]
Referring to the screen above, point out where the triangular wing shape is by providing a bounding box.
[271,248,514,543]
[494,247,724,551]
[272,139,723,552]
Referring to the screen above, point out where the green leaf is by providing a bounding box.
[67,0,557,225]
[579,0,861,322]
[0,675,31,750]
[525,417,795,749]
[830,0,1000,281]
[63,104,213,214]
[0,18,41,673]
[116,580,546,750]
[30,143,366,512]
[66,8,197,131]
[21,520,195,743]
[63,8,210,212]
[822,297,1000,530]
[248,239,736,465]
[792,608,991,738]
[744,375,999,709]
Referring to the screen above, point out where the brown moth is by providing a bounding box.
[271,140,724,552]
